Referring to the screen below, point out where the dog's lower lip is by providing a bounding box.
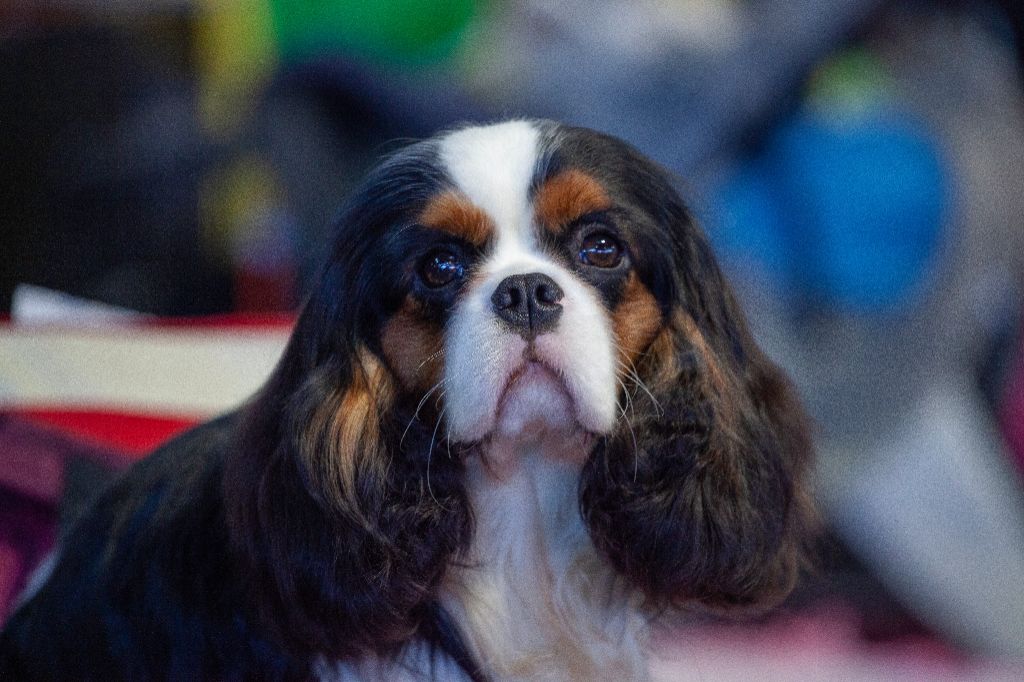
[491,358,583,434]
[500,360,560,400]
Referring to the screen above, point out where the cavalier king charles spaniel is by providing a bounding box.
[1,120,815,681]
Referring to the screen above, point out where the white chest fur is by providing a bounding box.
[440,449,650,681]
[318,448,651,682]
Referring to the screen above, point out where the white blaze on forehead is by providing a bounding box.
[439,120,541,259]
[440,121,619,444]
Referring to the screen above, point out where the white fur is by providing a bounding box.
[316,643,470,681]
[439,120,540,249]
[440,121,618,447]
[321,122,641,681]
[441,451,649,681]
[435,122,644,679]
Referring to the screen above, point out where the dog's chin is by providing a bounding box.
[472,362,594,479]
[495,362,574,438]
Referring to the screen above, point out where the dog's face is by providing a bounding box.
[438,122,619,454]
[378,121,668,471]
[228,120,815,660]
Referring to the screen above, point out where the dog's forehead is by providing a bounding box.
[438,120,543,232]
[435,122,614,265]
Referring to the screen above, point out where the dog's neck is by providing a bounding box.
[441,441,650,681]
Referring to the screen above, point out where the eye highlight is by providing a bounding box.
[418,249,465,288]
[579,232,624,269]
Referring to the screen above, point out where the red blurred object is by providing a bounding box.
[0,311,291,623]
[233,267,298,313]
[0,416,119,623]
[17,409,198,459]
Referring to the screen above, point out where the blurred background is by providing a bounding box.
[2,0,1024,678]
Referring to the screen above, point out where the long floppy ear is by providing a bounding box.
[580,207,816,612]
[222,174,472,660]
[224,315,471,660]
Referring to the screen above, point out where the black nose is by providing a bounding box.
[490,272,564,339]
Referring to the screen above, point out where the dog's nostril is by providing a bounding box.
[491,272,564,339]
[493,289,510,309]
[535,281,563,306]
[493,286,521,311]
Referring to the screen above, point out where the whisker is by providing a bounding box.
[609,346,647,482]
[614,375,633,422]
[416,348,445,371]
[622,417,638,481]
[614,354,663,417]
[426,404,449,509]
[401,379,446,447]
[611,373,641,482]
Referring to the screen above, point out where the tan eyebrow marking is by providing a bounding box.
[418,190,494,246]
[534,169,613,235]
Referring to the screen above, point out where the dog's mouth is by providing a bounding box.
[462,357,591,479]
[494,360,576,438]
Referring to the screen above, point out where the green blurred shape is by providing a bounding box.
[268,0,477,65]
[806,48,896,117]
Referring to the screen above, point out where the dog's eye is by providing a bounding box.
[419,249,465,288]
[579,232,623,268]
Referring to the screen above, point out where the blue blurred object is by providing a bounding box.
[715,161,794,289]
[713,53,949,314]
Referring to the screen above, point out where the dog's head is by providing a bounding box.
[227,120,815,659]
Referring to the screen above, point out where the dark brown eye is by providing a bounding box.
[579,232,623,268]
[419,249,465,288]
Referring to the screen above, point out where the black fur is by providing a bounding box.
[1,141,478,680]
[564,127,816,610]
[1,121,813,679]
[0,416,307,680]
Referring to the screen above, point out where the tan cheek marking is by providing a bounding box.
[534,169,612,234]
[676,312,728,397]
[381,298,444,392]
[642,309,735,417]
[644,326,678,391]
[611,272,662,369]
[419,190,494,246]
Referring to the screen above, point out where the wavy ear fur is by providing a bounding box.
[223,150,472,660]
[580,206,816,612]
[224,330,470,660]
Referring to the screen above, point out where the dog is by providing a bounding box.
[0,120,815,681]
